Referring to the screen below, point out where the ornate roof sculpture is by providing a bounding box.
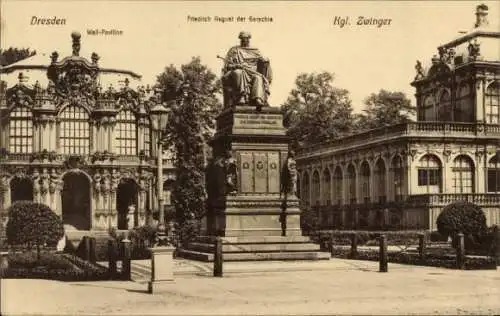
[412,4,499,84]
[0,31,157,114]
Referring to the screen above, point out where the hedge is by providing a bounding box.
[329,246,497,270]
[1,252,109,281]
[315,230,426,247]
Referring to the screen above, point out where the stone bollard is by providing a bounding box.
[493,226,500,266]
[330,232,334,257]
[121,239,131,280]
[148,245,175,294]
[350,233,358,259]
[418,233,426,261]
[108,240,117,280]
[82,236,91,261]
[0,251,9,277]
[456,233,465,270]
[89,237,97,263]
[379,235,388,272]
[213,236,223,277]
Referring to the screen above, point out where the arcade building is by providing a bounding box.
[0,32,176,234]
[296,4,500,231]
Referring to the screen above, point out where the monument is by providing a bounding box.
[178,32,328,261]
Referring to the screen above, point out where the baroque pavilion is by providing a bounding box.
[0,32,175,234]
[296,4,500,231]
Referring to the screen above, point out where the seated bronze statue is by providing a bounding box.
[220,31,272,111]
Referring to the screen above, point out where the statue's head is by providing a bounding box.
[238,31,251,47]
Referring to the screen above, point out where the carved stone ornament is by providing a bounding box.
[225,153,238,194]
[409,149,418,161]
[6,73,36,107]
[414,60,425,80]
[47,32,100,108]
[443,149,452,162]
[467,39,481,60]
[64,154,87,169]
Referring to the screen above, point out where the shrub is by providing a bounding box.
[176,219,201,246]
[436,201,487,249]
[6,201,64,259]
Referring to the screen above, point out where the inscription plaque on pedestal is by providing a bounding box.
[254,153,268,193]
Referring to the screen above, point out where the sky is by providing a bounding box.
[1,0,499,112]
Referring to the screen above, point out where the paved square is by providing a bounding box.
[2,259,499,315]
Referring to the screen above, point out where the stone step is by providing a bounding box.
[176,249,330,262]
[195,235,313,244]
[187,242,321,253]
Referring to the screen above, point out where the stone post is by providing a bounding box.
[89,237,97,263]
[456,233,465,270]
[81,236,90,261]
[214,236,223,277]
[379,235,388,272]
[121,238,131,280]
[0,251,8,277]
[148,245,175,294]
[350,233,358,259]
[329,232,334,257]
[418,233,426,261]
[494,226,500,266]
[108,239,117,280]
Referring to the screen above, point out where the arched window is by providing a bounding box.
[347,164,356,204]
[302,172,310,206]
[9,107,33,153]
[10,177,33,203]
[391,155,404,201]
[452,155,475,193]
[116,110,137,155]
[333,167,343,205]
[322,169,331,205]
[422,95,435,121]
[438,90,451,121]
[59,106,90,155]
[417,154,442,192]
[455,84,471,122]
[485,82,499,124]
[487,154,500,193]
[312,170,320,206]
[374,159,386,203]
[360,161,370,203]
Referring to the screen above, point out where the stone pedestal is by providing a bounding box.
[178,105,329,262]
[148,246,175,294]
[207,105,297,237]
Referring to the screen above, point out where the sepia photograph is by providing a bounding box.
[0,1,499,315]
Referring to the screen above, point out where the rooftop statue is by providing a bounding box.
[219,31,272,111]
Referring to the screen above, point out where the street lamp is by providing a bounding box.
[150,101,170,246]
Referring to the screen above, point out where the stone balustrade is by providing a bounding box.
[299,122,500,158]
[407,193,500,206]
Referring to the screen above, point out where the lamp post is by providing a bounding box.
[150,101,170,246]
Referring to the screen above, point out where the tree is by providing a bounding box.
[281,72,355,152]
[0,47,36,67]
[354,90,415,132]
[155,57,222,242]
[6,201,64,260]
[436,201,488,250]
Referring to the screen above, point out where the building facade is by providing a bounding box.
[296,4,500,231]
[0,32,175,232]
